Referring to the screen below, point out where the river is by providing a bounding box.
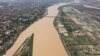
[5,3,68,56]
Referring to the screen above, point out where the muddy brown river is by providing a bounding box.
[5,3,68,56]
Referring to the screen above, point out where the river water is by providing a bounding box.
[5,3,68,56]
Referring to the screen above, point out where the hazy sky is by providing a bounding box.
[0,0,55,2]
[0,0,15,2]
[0,0,63,2]
[0,0,35,2]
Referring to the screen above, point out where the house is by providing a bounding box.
[73,30,85,37]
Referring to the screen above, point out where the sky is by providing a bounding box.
[0,0,64,3]
[0,0,36,2]
[0,0,15,2]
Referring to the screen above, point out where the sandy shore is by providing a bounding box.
[5,3,68,56]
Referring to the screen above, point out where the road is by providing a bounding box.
[5,3,68,56]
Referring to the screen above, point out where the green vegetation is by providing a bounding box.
[75,51,89,56]
[0,53,3,56]
[13,34,34,56]
[75,36,96,45]
[21,34,34,56]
